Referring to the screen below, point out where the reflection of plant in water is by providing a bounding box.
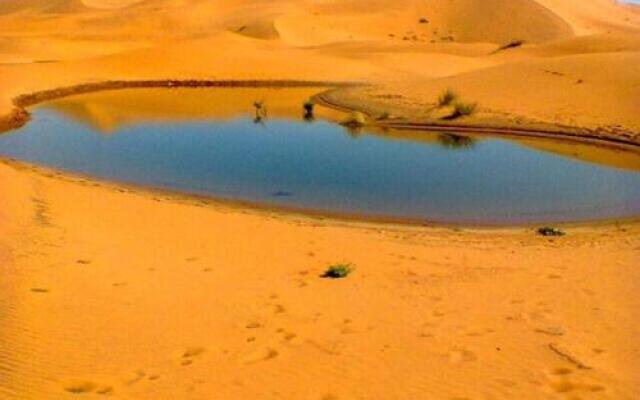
[344,125,364,138]
[437,133,475,149]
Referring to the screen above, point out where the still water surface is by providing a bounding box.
[1,88,639,224]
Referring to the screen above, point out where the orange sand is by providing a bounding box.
[0,1,639,399]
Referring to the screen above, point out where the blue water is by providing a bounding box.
[1,105,640,224]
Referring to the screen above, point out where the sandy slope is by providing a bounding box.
[323,47,640,142]
[0,0,639,399]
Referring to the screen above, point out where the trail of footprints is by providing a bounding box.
[61,293,296,395]
[58,268,608,398]
[544,366,607,396]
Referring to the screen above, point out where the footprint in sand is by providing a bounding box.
[181,347,206,366]
[282,332,298,343]
[544,364,606,394]
[246,321,262,329]
[125,370,146,385]
[242,348,279,364]
[448,348,477,363]
[65,381,96,394]
[535,326,565,336]
[64,380,113,395]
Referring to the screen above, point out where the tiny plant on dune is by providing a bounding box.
[537,227,565,237]
[321,263,354,279]
[454,102,476,116]
[437,89,457,107]
[444,101,477,120]
[377,111,390,120]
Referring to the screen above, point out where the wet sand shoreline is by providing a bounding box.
[2,156,640,231]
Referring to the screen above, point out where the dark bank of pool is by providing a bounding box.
[1,88,640,225]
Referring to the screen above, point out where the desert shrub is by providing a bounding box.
[377,111,390,120]
[537,227,565,237]
[321,263,354,279]
[303,100,314,113]
[303,100,315,121]
[454,102,476,116]
[341,111,367,128]
[443,102,477,120]
[437,89,457,107]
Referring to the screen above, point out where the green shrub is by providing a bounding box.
[437,89,457,107]
[321,263,354,279]
[377,111,390,120]
[341,111,367,128]
[454,102,476,116]
[443,101,477,120]
[537,227,565,237]
[303,100,315,121]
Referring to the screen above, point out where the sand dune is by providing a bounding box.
[0,0,637,137]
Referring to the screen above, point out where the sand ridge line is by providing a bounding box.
[11,79,364,108]
[548,343,592,370]
[0,107,29,133]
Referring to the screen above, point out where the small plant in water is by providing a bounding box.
[321,263,354,279]
[437,89,457,107]
[537,227,565,237]
[303,100,315,121]
[253,100,267,123]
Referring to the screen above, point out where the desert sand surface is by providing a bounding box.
[2,158,640,400]
[1,0,640,399]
